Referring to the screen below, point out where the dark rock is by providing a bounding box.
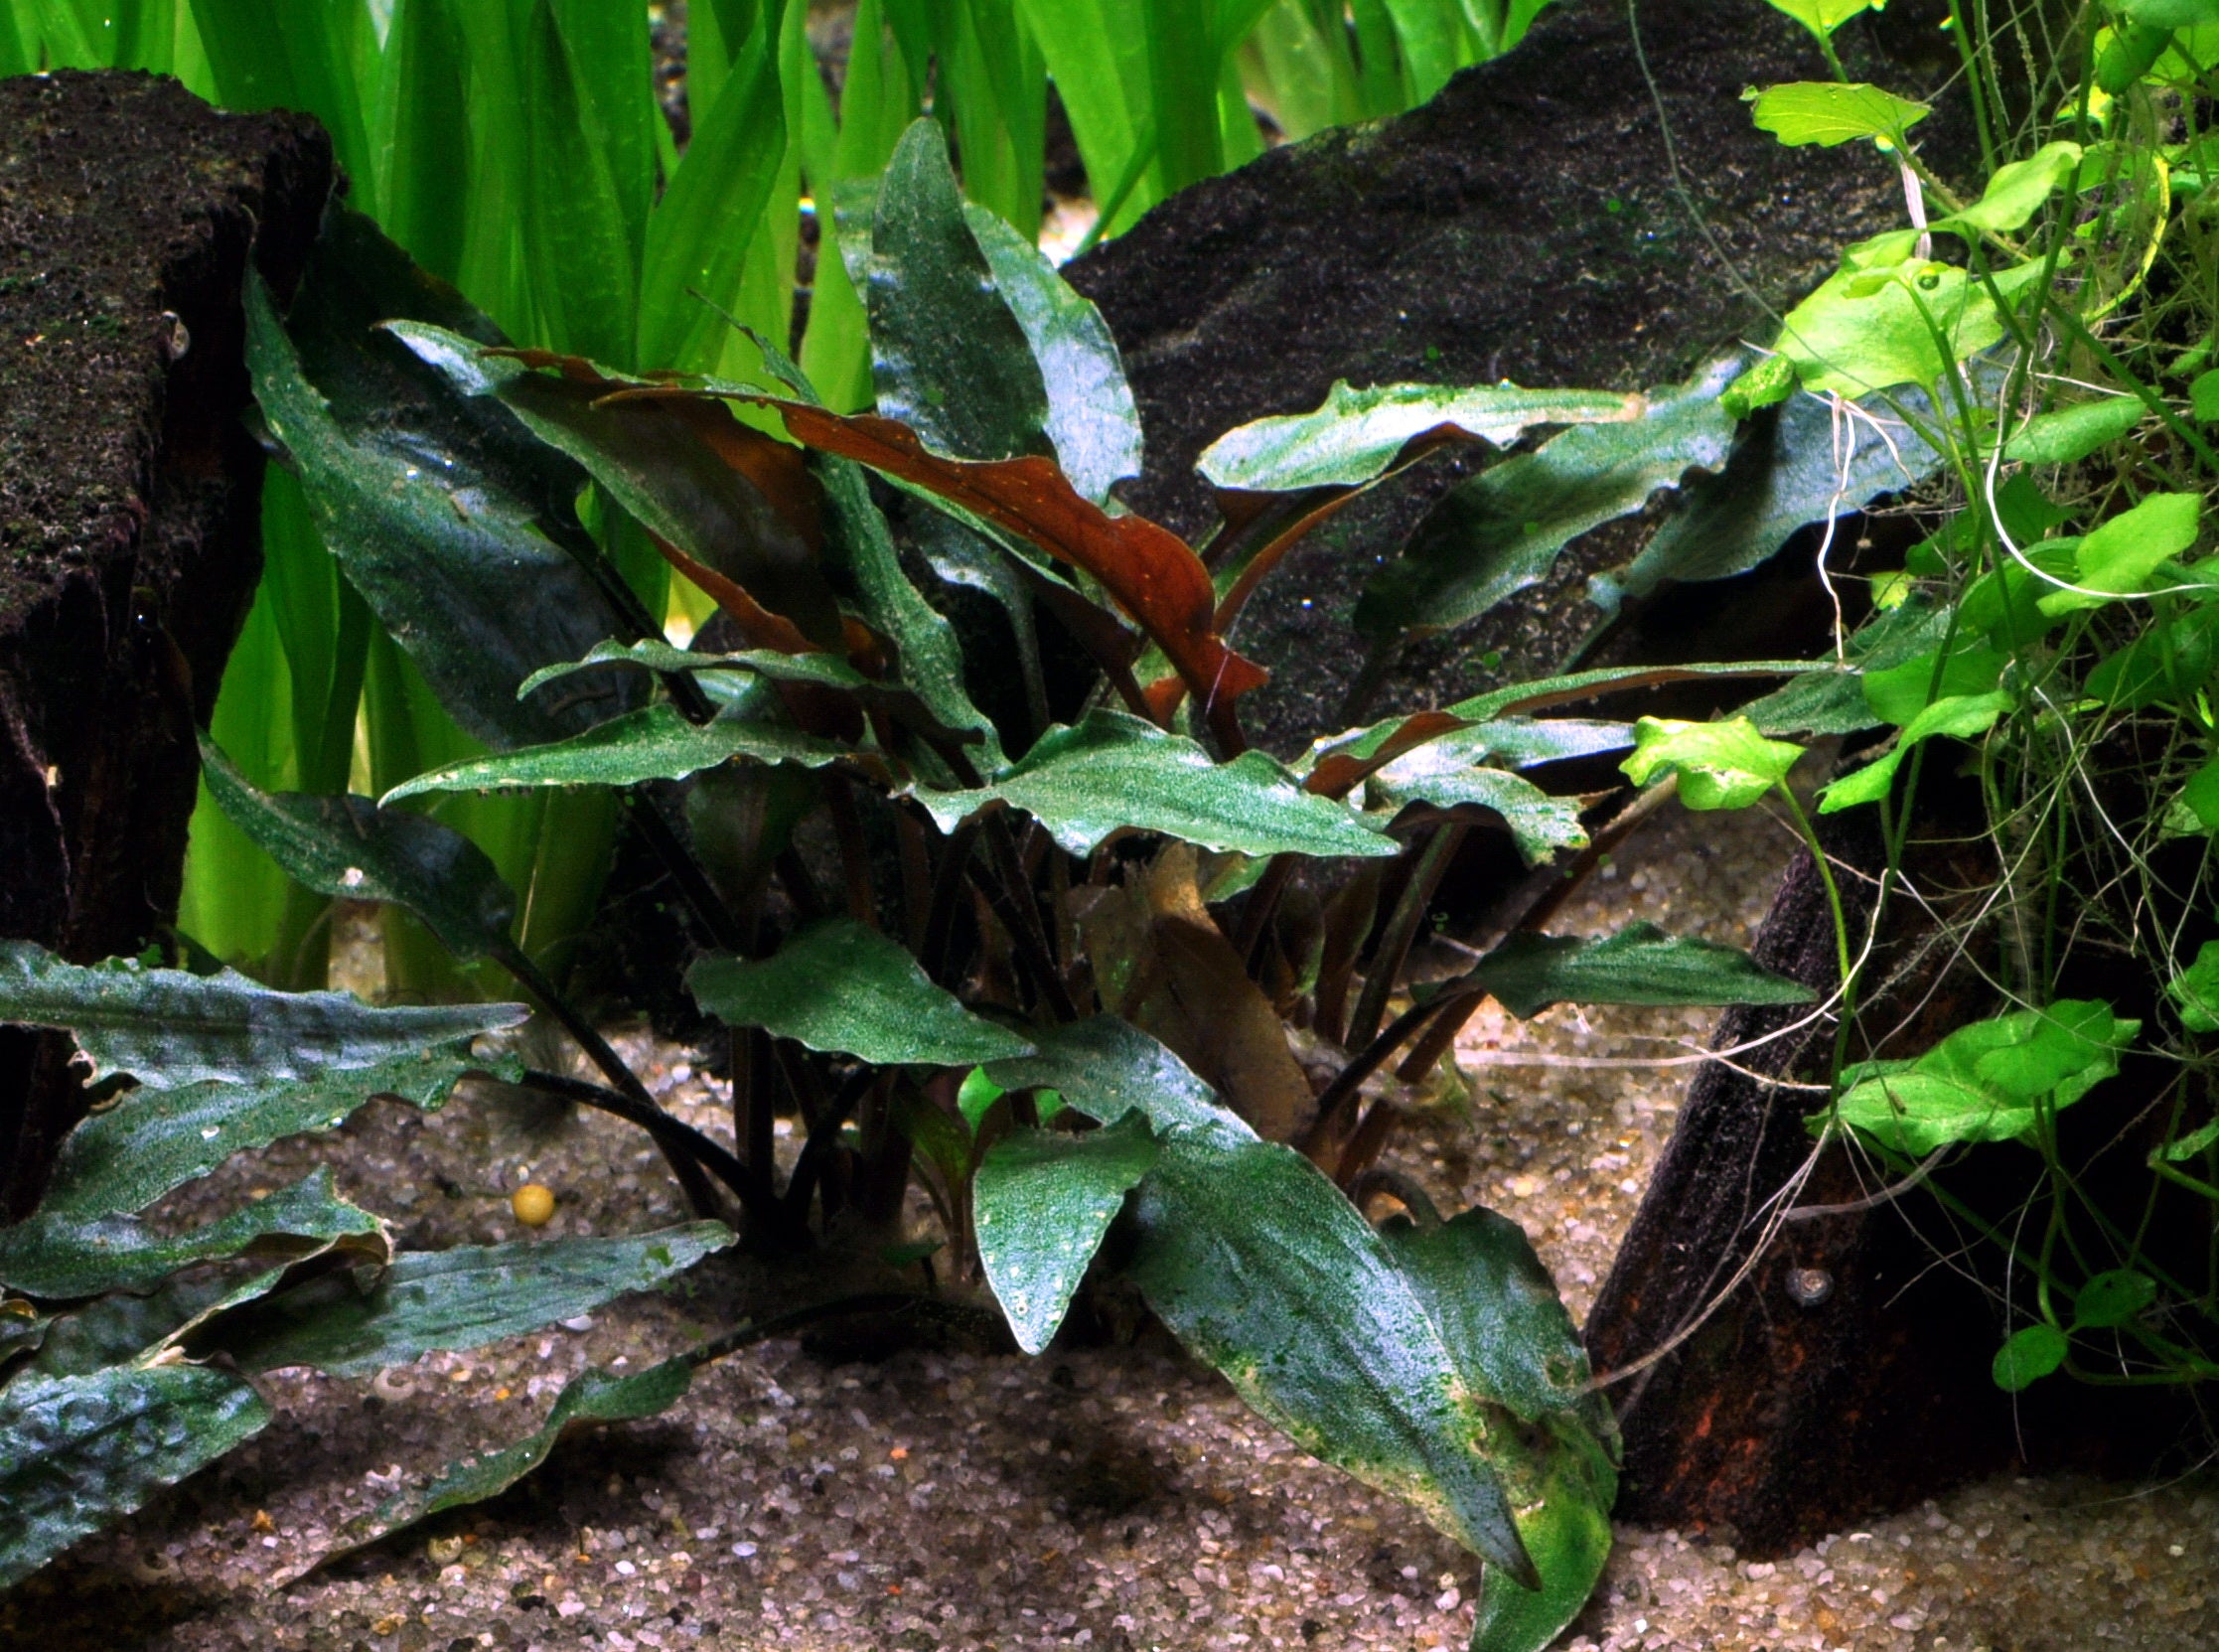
[1066,0,1964,756]
[1585,808,2197,1553]
[0,71,331,1216]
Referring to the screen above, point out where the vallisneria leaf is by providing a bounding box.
[912,710,1397,859]
[0,941,524,1090]
[688,920,1035,1066]
[974,1115,1161,1354]
[381,704,854,803]
[202,735,517,961]
[1453,924,1815,1019]
[1748,82,1930,148]
[296,1357,693,1580]
[192,1223,734,1377]
[1620,717,1804,810]
[0,1363,272,1590]
[1197,379,1642,494]
[1356,355,1741,641]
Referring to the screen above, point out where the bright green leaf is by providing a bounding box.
[957,1066,1007,1130]
[1992,1322,2067,1391]
[1620,716,1803,811]
[961,202,1141,505]
[1748,81,1930,148]
[0,1362,272,1590]
[975,1116,1161,1354]
[2072,1270,2156,1330]
[2166,940,2219,1032]
[1825,1001,2135,1154]
[1128,1130,1539,1585]
[0,941,523,1091]
[2192,369,2219,423]
[1762,0,1881,40]
[2001,396,2144,464]
[1931,142,2084,237]
[1453,924,1816,1019]
[1197,379,1642,494]
[913,710,1398,859]
[1817,690,2012,814]
[2036,491,2202,615]
[687,920,1035,1066]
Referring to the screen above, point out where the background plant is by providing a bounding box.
[0,0,1554,1004]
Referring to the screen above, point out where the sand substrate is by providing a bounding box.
[9,795,2217,1652]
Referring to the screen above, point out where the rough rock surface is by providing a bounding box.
[1065,0,1960,756]
[0,71,330,1215]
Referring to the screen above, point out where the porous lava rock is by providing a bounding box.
[0,71,330,1215]
[1066,0,1962,756]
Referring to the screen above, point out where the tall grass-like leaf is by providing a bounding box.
[519,0,639,369]
[639,10,785,371]
[374,0,473,283]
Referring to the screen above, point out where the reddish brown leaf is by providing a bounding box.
[752,401,1268,751]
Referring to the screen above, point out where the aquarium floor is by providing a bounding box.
[12,797,2217,1652]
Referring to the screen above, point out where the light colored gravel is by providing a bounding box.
[10,794,2218,1651]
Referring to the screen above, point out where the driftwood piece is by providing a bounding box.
[0,72,331,1216]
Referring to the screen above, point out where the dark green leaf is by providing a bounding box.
[0,1169,385,1299]
[196,1223,733,1377]
[1454,924,1816,1019]
[35,1051,479,1223]
[961,202,1141,505]
[687,920,1035,1065]
[1197,381,1642,494]
[247,250,641,750]
[914,710,1397,858]
[867,119,1052,463]
[974,1116,1160,1354]
[0,1362,272,1589]
[381,703,854,803]
[1607,384,1946,607]
[1355,356,1740,640]
[391,329,843,648]
[811,449,1005,766]
[28,1276,250,1379]
[298,1357,692,1578]
[201,735,517,961]
[1379,1208,1617,1652]
[1992,1322,2067,1391]
[1366,757,1588,866]
[1741,599,1953,735]
[1128,1131,1539,1585]
[0,941,524,1090]
[2072,1270,2156,1330]
[982,1016,1244,1139]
